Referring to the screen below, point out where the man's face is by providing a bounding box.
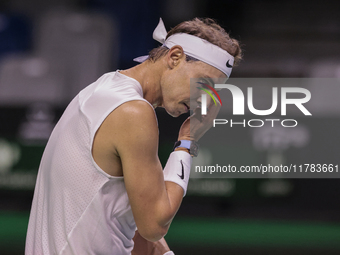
[160,59,226,117]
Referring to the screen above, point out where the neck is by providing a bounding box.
[120,60,164,108]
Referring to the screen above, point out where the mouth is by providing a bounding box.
[183,103,190,112]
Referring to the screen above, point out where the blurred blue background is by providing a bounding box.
[0,0,340,254]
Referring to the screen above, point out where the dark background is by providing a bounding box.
[0,0,340,254]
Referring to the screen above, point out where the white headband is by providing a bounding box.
[133,18,234,77]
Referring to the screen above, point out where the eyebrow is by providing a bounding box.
[199,76,220,84]
[200,74,213,79]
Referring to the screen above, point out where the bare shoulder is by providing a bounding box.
[106,100,157,129]
[114,100,155,117]
[101,100,159,149]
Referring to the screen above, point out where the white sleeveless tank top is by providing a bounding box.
[26,71,153,255]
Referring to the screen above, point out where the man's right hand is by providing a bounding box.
[178,99,221,141]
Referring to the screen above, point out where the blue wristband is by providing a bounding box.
[173,140,191,150]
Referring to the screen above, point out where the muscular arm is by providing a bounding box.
[95,100,184,242]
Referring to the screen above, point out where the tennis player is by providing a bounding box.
[25,18,241,255]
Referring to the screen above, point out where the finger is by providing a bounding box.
[189,107,203,122]
[203,100,221,122]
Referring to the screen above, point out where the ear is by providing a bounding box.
[166,45,185,69]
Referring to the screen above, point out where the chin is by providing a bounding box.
[165,108,181,117]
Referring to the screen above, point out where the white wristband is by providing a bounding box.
[163,151,192,196]
[163,251,175,255]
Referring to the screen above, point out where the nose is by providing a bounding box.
[192,94,213,110]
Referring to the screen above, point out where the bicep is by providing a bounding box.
[118,111,165,203]
[115,102,163,191]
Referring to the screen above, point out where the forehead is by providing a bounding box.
[190,60,227,79]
